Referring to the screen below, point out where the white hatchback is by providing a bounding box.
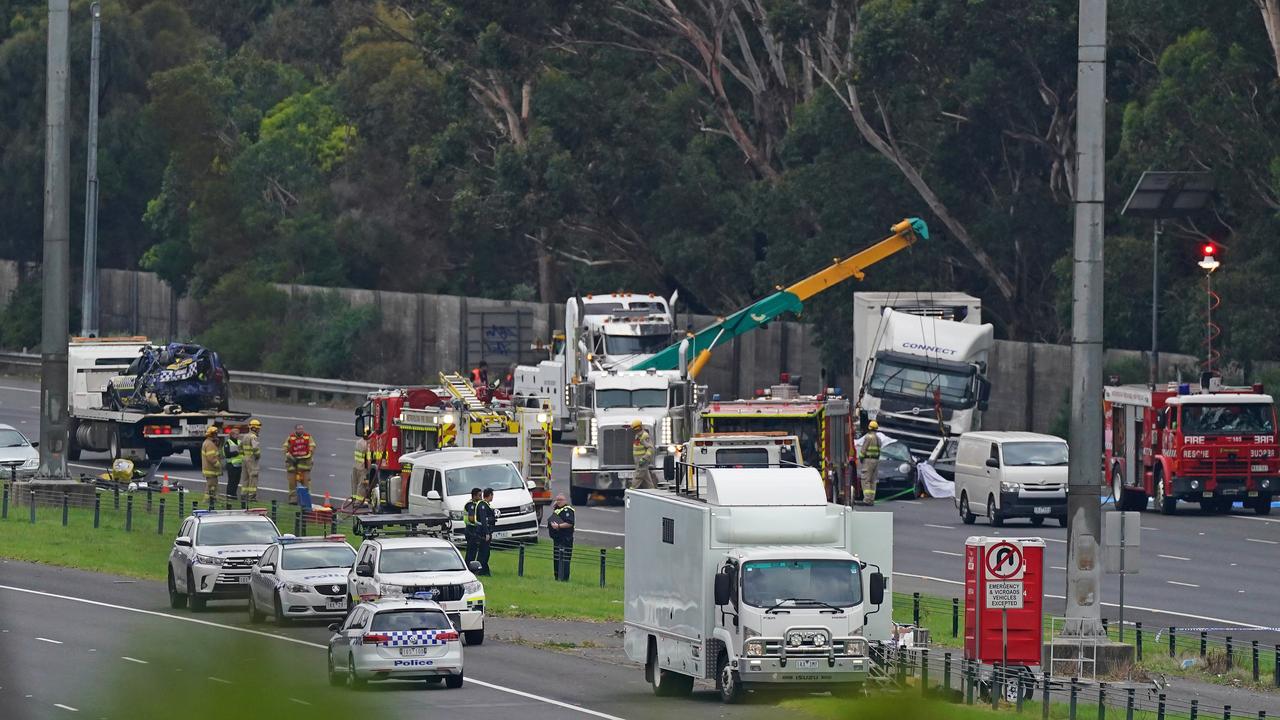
[327,596,464,688]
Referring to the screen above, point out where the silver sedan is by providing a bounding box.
[327,597,464,689]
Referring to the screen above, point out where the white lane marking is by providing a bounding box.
[1246,537,1279,545]
[1231,515,1280,525]
[590,508,620,514]
[289,698,312,706]
[930,550,963,558]
[208,676,232,684]
[0,584,628,720]
[35,637,63,644]
[0,386,38,394]
[892,573,1266,628]
[1166,581,1200,588]
[1157,554,1190,561]
[1050,566,1067,571]
[576,528,625,537]
[250,413,350,427]
[1141,526,1158,531]
[1043,538,1066,544]
[121,656,148,664]
[924,524,955,530]
[53,704,78,712]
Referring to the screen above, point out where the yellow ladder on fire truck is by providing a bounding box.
[439,372,508,427]
[526,429,550,484]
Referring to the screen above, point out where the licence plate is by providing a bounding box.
[1223,488,1240,495]
[493,530,512,540]
[235,575,249,584]
[795,659,820,669]
[399,646,427,657]
[1034,506,1051,515]
[325,597,346,610]
[187,425,207,436]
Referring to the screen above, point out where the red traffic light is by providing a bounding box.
[1202,243,1217,256]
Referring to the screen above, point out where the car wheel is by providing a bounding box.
[1029,516,1045,527]
[987,496,1004,527]
[445,672,464,689]
[347,654,366,689]
[247,593,263,624]
[647,642,692,697]
[1154,468,1176,515]
[716,650,742,704]
[187,570,206,611]
[959,492,976,525]
[327,651,343,687]
[274,592,288,624]
[464,629,484,646]
[167,567,187,609]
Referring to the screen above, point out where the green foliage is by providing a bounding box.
[0,279,41,349]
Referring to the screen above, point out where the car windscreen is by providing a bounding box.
[195,521,278,546]
[603,334,669,356]
[881,442,912,463]
[378,547,465,574]
[596,389,668,409]
[444,463,523,496]
[1001,442,1068,466]
[714,448,770,467]
[281,545,356,570]
[370,609,453,631]
[0,429,29,448]
[1181,404,1275,435]
[741,560,862,608]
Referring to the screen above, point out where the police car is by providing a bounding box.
[248,534,356,623]
[167,508,280,611]
[327,593,464,689]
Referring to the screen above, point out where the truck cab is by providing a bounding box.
[664,432,802,495]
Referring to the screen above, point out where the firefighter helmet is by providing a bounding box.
[248,418,262,429]
[868,421,879,430]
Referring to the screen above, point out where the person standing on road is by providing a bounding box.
[857,420,882,506]
[463,487,482,566]
[352,428,371,502]
[548,494,575,582]
[223,427,244,500]
[630,419,656,489]
[201,426,223,504]
[283,424,316,505]
[475,488,496,576]
[241,418,262,502]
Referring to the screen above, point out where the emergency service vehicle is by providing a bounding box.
[1105,381,1278,515]
[247,534,356,623]
[327,594,465,688]
[167,508,279,611]
[662,432,803,495]
[384,449,540,544]
[356,386,445,482]
[348,517,486,645]
[700,382,855,505]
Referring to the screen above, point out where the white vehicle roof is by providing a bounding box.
[960,431,1065,444]
[356,597,449,613]
[729,546,858,563]
[399,448,519,471]
[702,467,828,506]
[592,371,677,390]
[366,535,459,550]
[187,511,277,526]
[1166,393,1274,405]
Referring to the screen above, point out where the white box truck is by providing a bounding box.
[623,466,892,703]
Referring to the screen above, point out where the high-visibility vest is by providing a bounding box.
[224,437,243,467]
[861,434,880,460]
[464,500,479,527]
[354,438,369,465]
[287,434,313,458]
[633,429,653,462]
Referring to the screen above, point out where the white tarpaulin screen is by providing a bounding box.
[917,462,954,498]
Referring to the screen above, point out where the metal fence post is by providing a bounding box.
[1016,671,1025,713]
[240,497,247,510]
[517,545,525,577]
[271,499,278,524]
[599,549,606,588]
[913,592,921,626]
[1274,644,1279,687]
[1224,705,1231,720]
[920,648,929,696]
[965,660,975,705]
[1136,622,1143,661]
[2,482,9,519]
[1190,699,1199,720]
[158,498,166,535]
[1226,637,1234,671]
[125,494,133,532]
[1252,640,1259,682]
[330,513,338,535]
[294,511,301,536]
[1125,688,1135,720]
[1069,678,1079,720]
[93,494,100,528]
[1169,627,1176,658]
[1157,694,1166,720]
[992,664,1000,709]
[943,652,952,694]
[1201,631,1208,657]
[113,483,119,510]
[29,490,36,523]
[1098,682,1107,720]
[952,597,960,638]
[1043,673,1052,720]
[61,492,68,526]
[146,487,152,513]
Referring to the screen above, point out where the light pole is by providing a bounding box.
[1198,244,1220,373]
[80,2,102,338]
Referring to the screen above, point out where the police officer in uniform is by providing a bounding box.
[463,487,482,566]
[547,494,575,581]
[474,488,496,575]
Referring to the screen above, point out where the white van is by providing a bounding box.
[397,448,540,545]
[953,431,1068,527]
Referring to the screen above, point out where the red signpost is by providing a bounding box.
[965,536,1046,699]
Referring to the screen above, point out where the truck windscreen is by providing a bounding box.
[741,560,862,608]
[603,334,670,355]
[867,358,974,409]
[596,389,668,409]
[1181,404,1275,435]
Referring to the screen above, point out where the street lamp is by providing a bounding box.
[1198,243,1221,374]
[1120,171,1215,388]
[80,1,102,338]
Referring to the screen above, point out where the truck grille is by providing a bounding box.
[600,428,633,468]
[403,584,464,602]
[872,415,947,458]
[878,398,955,422]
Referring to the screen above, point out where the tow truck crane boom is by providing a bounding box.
[631,217,929,378]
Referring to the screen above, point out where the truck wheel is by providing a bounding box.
[716,650,743,704]
[1112,470,1141,511]
[189,448,201,469]
[167,567,187,609]
[570,485,589,506]
[959,493,976,525]
[1154,469,1176,515]
[108,427,122,461]
[987,496,1004,527]
[1255,495,1273,516]
[647,643,692,697]
[68,422,81,461]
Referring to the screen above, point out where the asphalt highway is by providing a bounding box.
[1,379,1277,637]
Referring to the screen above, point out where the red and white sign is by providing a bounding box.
[984,541,1025,580]
[964,536,1045,667]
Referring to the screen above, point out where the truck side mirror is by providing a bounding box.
[976,376,992,412]
[663,455,675,482]
[713,572,732,606]
[1156,410,1167,430]
[868,572,885,606]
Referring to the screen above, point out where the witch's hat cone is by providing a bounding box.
[323,491,331,509]
[161,474,171,493]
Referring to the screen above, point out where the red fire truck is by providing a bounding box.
[1104,382,1277,515]
[699,383,856,504]
[355,387,445,480]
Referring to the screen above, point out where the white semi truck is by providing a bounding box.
[853,292,994,458]
[623,466,892,703]
[514,292,676,438]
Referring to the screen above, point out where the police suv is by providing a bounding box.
[327,593,464,688]
[248,534,356,623]
[167,508,279,611]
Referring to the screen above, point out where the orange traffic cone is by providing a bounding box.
[323,491,331,509]
[161,474,171,494]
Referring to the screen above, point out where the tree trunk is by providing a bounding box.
[1258,0,1280,80]
[536,228,556,304]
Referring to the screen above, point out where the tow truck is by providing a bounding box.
[1105,379,1278,515]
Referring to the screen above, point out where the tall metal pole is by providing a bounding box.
[80,2,102,338]
[38,0,72,480]
[1064,0,1107,638]
[1150,220,1162,388]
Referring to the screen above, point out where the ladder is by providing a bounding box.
[439,372,488,413]
[526,430,550,484]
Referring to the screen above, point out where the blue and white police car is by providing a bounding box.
[327,592,464,689]
[167,508,279,611]
[248,534,356,623]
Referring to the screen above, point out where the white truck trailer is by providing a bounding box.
[67,338,249,466]
[853,292,994,458]
[623,466,892,703]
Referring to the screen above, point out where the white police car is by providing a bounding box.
[327,593,464,689]
[248,534,356,624]
[349,535,486,644]
[167,508,280,611]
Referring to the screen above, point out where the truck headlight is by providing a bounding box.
[449,510,464,521]
[195,554,223,566]
[787,632,804,647]
[1000,481,1021,492]
[844,639,869,656]
[589,418,598,446]
[1262,478,1272,489]
[1190,480,1200,490]
[536,413,548,424]
[574,446,589,456]
[661,416,672,444]
[378,583,404,597]
[285,583,309,593]
[462,580,483,595]
[21,458,38,470]
[744,639,766,657]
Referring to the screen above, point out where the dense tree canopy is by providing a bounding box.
[1,0,1279,376]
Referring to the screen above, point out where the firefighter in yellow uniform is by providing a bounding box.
[241,419,262,502]
[352,429,371,502]
[630,419,656,490]
[201,426,223,503]
[858,421,882,506]
[283,424,316,504]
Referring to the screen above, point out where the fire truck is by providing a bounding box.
[355,387,445,481]
[699,380,856,504]
[1104,381,1277,515]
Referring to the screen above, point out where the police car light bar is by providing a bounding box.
[352,513,450,539]
[192,507,270,517]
